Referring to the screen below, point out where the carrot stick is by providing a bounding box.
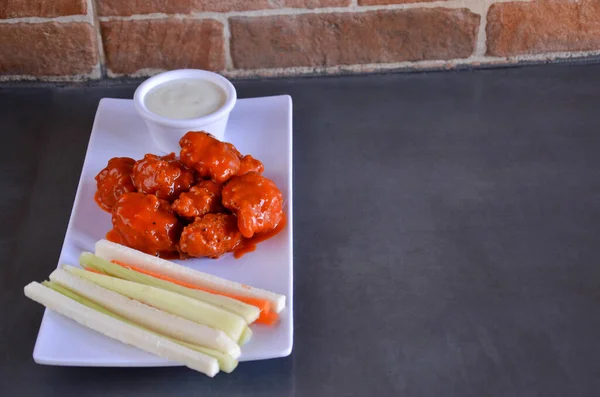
[255,310,279,325]
[111,260,278,324]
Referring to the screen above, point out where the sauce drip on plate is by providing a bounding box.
[234,214,287,258]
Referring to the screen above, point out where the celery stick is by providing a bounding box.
[43,280,238,372]
[79,259,108,275]
[43,281,106,312]
[239,326,252,346]
[80,252,260,324]
[29,282,220,376]
[64,265,247,341]
[180,343,238,373]
[50,269,240,357]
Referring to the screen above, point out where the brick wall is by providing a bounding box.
[1,0,600,81]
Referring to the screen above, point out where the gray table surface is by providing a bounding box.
[1,63,600,397]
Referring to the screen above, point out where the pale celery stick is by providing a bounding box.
[239,326,253,346]
[43,281,106,311]
[180,343,239,373]
[79,259,108,274]
[43,281,238,373]
[64,265,247,341]
[28,282,219,376]
[49,269,240,357]
[80,252,260,324]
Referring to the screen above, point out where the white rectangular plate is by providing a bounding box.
[33,95,293,366]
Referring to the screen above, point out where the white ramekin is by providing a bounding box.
[133,69,237,154]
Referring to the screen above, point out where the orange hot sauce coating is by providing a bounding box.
[171,180,223,220]
[94,157,136,212]
[108,192,182,257]
[225,142,242,158]
[238,155,264,176]
[179,131,241,183]
[96,133,285,259]
[179,213,243,258]
[132,153,194,202]
[222,172,284,239]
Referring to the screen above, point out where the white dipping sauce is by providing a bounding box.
[144,78,227,119]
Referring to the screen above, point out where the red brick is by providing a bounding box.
[100,19,225,75]
[0,0,86,18]
[487,0,600,57]
[0,22,98,76]
[96,0,350,16]
[359,0,442,5]
[231,9,480,69]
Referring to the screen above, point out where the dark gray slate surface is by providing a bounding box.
[1,63,600,396]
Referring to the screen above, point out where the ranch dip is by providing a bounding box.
[145,78,227,119]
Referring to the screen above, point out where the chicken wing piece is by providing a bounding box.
[179,131,240,183]
[171,180,224,220]
[132,153,195,202]
[179,213,242,258]
[108,192,182,257]
[94,157,136,212]
[237,155,264,176]
[221,172,283,238]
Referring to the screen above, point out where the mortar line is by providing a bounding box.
[0,72,103,82]
[96,0,511,22]
[473,0,491,57]
[0,0,533,24]
[207,15,234,70]
[87,0,105,79]
[229,49,600,76]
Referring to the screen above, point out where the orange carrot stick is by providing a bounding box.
[111,260,278,324]
[255,310,279,325]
